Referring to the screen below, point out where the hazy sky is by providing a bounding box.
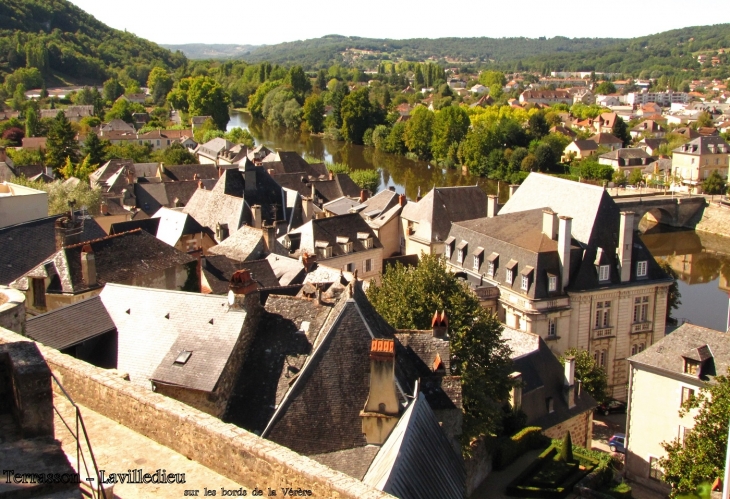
[68,0,730,46]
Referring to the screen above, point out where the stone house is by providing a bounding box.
[625,324,730,495]
[598,149,656,174]
[671,136,730,191]
[443,173,673,400]
[350,189,407,258]
[562,140,599,162]
[519,90,573,106]
[10,229,197,315]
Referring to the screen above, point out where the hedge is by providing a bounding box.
[493,426,550,470]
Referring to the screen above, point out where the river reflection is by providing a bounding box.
[641,227,730,331]
[228,111,510,203]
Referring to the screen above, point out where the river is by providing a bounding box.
[227,111,730,332]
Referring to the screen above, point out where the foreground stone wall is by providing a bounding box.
[0,286,25,333]
[0,326,393,499]
[543,410,593,448]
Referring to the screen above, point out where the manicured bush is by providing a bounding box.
[560,432,574,462]
[493,426,550,470]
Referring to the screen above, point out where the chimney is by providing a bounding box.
[431,310,448,339]
[509,184,519,198]
[542,209,558,240]
[360,338,399,445]
[100,201,109,216]
[218,166,223,178]
[54,216,83,250]
[359,189,368,202]
[487,195,498,218]
[328,170,334,181]
[301,252,317,272]
[564,356,576,409]
[263,223,276,254]
[303,195,314,221]
[558,216,572,292]
[193,173,199,180]
[251,204,262,229]
[398,194,407,207]
[509,372,523,409]
[80,245,96,287]
[618,211,634,283]
[227,269,259,311]
[198,180,204,189]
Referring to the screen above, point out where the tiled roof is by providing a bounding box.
[598,148,653,160]
[183,184,245,234]
[362,391,466,499]
[571,140,599,151]
[673,135,729,155]
[0,213,107,285]
[100,283,247,388]
[25,296,116,350]
[312,174,362,203]
[630,323,730,380]
[589,133,622,144]
[134,181,201,215]
[109,218,160,237]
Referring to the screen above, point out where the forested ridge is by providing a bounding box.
[0,0,186,85]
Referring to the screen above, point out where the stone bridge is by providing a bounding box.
[613,195,707,231]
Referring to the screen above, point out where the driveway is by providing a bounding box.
[592,412,626,454]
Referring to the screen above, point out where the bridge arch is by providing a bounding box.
[638,208,674,232]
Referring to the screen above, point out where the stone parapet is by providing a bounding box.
[0,285,25,334]
[0,326,394,499]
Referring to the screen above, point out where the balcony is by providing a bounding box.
[632,322,653,333]
[593,328,613,338]
[473,286,500,300]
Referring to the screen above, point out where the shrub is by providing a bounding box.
[560,432,574,462]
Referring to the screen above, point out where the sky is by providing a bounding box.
[68,0,730,46]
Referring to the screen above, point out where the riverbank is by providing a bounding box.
[695,202,730,238]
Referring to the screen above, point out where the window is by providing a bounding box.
[680,426,691,447]
[473,255,480,271]
[548,318,557,337]
[445,244,452,259]
[637,260,648,277]
[633,296,649,323]
[32,278,46,308]
[364,259,372,273]
[457,249,464,264]
[548,275,557,292]
[340,241,353,254]
[444,236,455,259]
[506,268,514,284]
[649,457,663,481]
[595,301,611,328]
[487,262,495,277]
[599,265,610,281]
[362,238,373,249]
[521,275,530,291]
[594,349,607,368]
[684,360,700,376]
[316,246,332,258]
[345,262,354,273]
[681,386,695,404]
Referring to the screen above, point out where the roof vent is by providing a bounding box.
[209,318,214,325]
[165,313,170,319]
[125,309,131,314]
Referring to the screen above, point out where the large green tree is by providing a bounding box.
[152,142,198,165]
[340,87,373,144]
[187,76,231,130]
[81,133,108,167]
[404,106,434,159]
[661,371,730,496]
[559,348,608,404]
[147,67,174,104]
[431,106,470,162]
[701,170,728,198]
[367,254,513,449]
[302,94,325,133]
[45,111,79,171]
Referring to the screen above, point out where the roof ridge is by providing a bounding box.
[65,228,142,249]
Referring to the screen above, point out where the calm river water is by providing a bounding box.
[228,111,730,332]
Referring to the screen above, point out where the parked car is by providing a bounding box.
[608,433,626,453]
[596,399,627,416]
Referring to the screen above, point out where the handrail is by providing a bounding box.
[50,373,107,499]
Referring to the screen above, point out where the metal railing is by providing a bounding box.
[51,373,107,499]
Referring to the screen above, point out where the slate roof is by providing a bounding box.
[11,229,196,294]
[598,148,654,161]
[351,189,401,219]
[160,164,219,182]
[312,174,362,204]
[265,253,305,286]
[134,181,201,215]
[109,218,161,237]
[504,326,597,430]
[629,323,730,381]
[673,136,730,155]
[631,120,666,134]
[401,186,487,244]
[202,256,279,295]
[362,391,466,499]
[25,296,116,350]
[194,137,234,160]
[152,207,207,247]
[589,133,623,145]
[266,152,328,178]
[284,213,382,258]
[310,446,381,480]
[395,331,451,375]
[571,140,599,152]
[100,283,247,388]
[207,225,265,261]
[183,183,245,235]
[0,213,107,285]
[323,196,361,216]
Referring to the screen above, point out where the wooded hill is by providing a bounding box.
[0,0,186,86]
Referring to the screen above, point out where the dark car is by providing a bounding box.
[596,399,627,416]
[608,433,626,453]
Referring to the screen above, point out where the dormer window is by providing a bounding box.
[637,260,648,277]
[684,359,700,376]
[520,266,534,291]
[315,240,332,258]
[599,265,610,282]
[472,247,484,271]
[487,253,499,277]
[357,232,373,249]
[174,350,192,365]
[337,236,352,254]
[506,259,518,284]
[548,273,557,292]
[456,240,468,264]
[444,236,455,259]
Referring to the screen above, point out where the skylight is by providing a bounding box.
[174,350,192,365]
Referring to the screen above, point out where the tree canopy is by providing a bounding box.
[559,348,608,404]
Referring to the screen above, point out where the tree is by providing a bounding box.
[533,143,557,172]
[45,111,79,171]
[81,133,108,167]
[60,155,96,182]
[349,169,380,193]
[367,254,513,448]
[152,142,198,165]
[103,78,124,103]
[479,71,506,99]
[340,88,374,144]
[594,81,617,95]
[147,67,173,104]
[559,348,608,404]
[187,76,231,130]
[612,116,631,147]
[25,107,40,138]
[612,170,628,187]
[104,142,153,163]
[431,106,470,162]
[528,113,549,140]
[404,106,434,159]
[284,66,311,103]
[248,80,282,119]
[661,371,730,496]
[1,127,24,147]
[10,177,102,216]
[701,170,727,198]
[628,168,644,186]
[225,128,255,148]
[105,99,145,123]
[302,94,325,134]
[695,112,714,129]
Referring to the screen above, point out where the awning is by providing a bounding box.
[506,259,518,269]
[487,252,499,262]
[520,265,534,276]
[456,240,468,250]
[472,246,485,257]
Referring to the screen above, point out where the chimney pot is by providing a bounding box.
[558,216,572,292]
[542,209,558,240]
[431,310,449,338]
[398,194,407,207]
[251,204,262,229]
[360,190,368,202]
[618,211,635,283]
[487,195,498,218]
[509,372,522,409]
[228,269,259,310]
[328,170,334,181]
[564,356,576,408]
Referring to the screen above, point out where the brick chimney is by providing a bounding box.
[432,310,448,339]
[262,223,276,254]
[359,190,368,202]
[398,194,407,207]
[80,245,96,287]
[509,372,523,409]
[100,201,109,216]
[251,204,262,229]
[360,338,399,445]
[301,252,317,272]
[228,269,259,311]
[558,216,572,292]
[487,195,498,218]
[54,216,83,250]
[618,211,634,283]
[542,209,558,240]
[563,356,576,409]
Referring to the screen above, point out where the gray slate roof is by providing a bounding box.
[25,296,115,350]
[202,256,279,294]
[630,323,730,381]
[673,135,730,155]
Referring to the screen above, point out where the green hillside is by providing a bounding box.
[0,0,186,86]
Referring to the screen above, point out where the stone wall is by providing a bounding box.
[543,410,593,448]
[696,202,730,238]
[0,326,393,499]
[0,286,25,333]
